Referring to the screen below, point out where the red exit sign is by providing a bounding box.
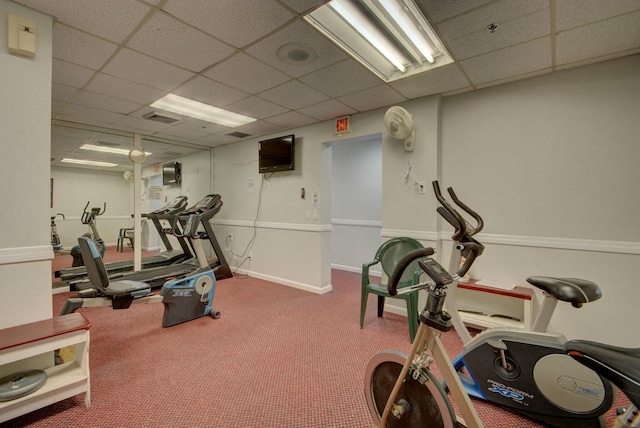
[335,115,350,135]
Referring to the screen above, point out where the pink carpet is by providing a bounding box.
[4,264,629,427]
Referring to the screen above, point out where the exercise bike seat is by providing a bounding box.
[526,276,602,307]
[77,237,151,299]
[565,340,640,408]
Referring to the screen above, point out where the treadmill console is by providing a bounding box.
[191,194,221,212]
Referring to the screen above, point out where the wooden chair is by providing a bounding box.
[360,237,424,342]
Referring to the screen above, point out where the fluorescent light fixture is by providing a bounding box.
[80,144,151,156]
[304,0,452,82]
[151,94,257,128]
[329,0,407,72]
[61,158,118,167]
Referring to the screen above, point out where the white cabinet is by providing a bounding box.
[0,313,90,423]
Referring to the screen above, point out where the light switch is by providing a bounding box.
[8,14,36,58]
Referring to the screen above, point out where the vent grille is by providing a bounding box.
[164,151,184,156]
[227,131,252,139]
[143,111,180,124]
[96,141,121,147]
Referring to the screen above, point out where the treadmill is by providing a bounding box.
[56,196,191,283]
[72,194,232,292]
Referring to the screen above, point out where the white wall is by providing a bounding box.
[213,98,441,293]
[0,0,53,328]
[439,54,640,344]
[330,135,382,272]
[212,56,639,345]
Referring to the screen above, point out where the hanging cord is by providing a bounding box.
[229,173,269,277]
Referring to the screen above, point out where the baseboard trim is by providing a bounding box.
[232,269,333,295]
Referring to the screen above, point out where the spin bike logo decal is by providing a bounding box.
[487,380,533,405]
[173,290,192,297]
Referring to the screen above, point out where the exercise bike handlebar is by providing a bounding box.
[447,187,483,236]
[387,247,435,296]
[432,181,467,241]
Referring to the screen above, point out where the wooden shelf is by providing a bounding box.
[454,280,534,330]
[0,314,90,423]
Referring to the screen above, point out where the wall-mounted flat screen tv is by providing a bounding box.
[258,134,295,173]
[162,161,181,185]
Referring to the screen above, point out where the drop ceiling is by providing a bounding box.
[13,0,640,172]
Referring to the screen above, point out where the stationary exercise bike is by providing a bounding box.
[70,201,106,267]
[364,246,640,428]
[432,181,615,427]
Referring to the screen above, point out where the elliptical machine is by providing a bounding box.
[50,213,65,253]
[70,201,106,267]
[433,181,615,427]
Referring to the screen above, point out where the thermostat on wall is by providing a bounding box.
[8,14,36,58]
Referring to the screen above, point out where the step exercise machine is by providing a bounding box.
[70,202,106,267]
[60,203,221,327]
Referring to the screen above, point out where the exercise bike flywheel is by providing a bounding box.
[364,350,456,428]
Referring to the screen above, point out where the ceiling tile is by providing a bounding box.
[225,97,289,120]
[265,111,317,128]
[245,21,347,77]
[173,76,249,108]
[390,63,470,98]
[194,134,238,148]
[460,37,552,85]
[259,80,328,110]
[555,11,640,66]
[58,103,125,124]
[204,53,291,93]
[51,83,79,103]
[154,127,208,142]
[297,99,357,121]
[102,48,196,91]
[52,24,119,70]
[52,100,67,115]
[338,85,407,112]
[555,0,640,31]
[417,0,496,23]
[85,73,167,105]
[127,11,236,73]
[279,0,325,14]
[299,59,381,97]
[230,120,287,137]
[71,91,143,114]
[436,0,548,40]
[162,0,294,48]
[52,59,95,88]
[177,119,228,135]
[446,8,550,60]
[16,0,151,43]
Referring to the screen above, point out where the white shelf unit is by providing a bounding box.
[0,313,91,423]
[454,281,534,331]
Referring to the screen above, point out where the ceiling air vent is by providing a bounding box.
[143,111,180,124]
[95,141,121,147]
[164,151,184,156]
[227,131,252,139]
